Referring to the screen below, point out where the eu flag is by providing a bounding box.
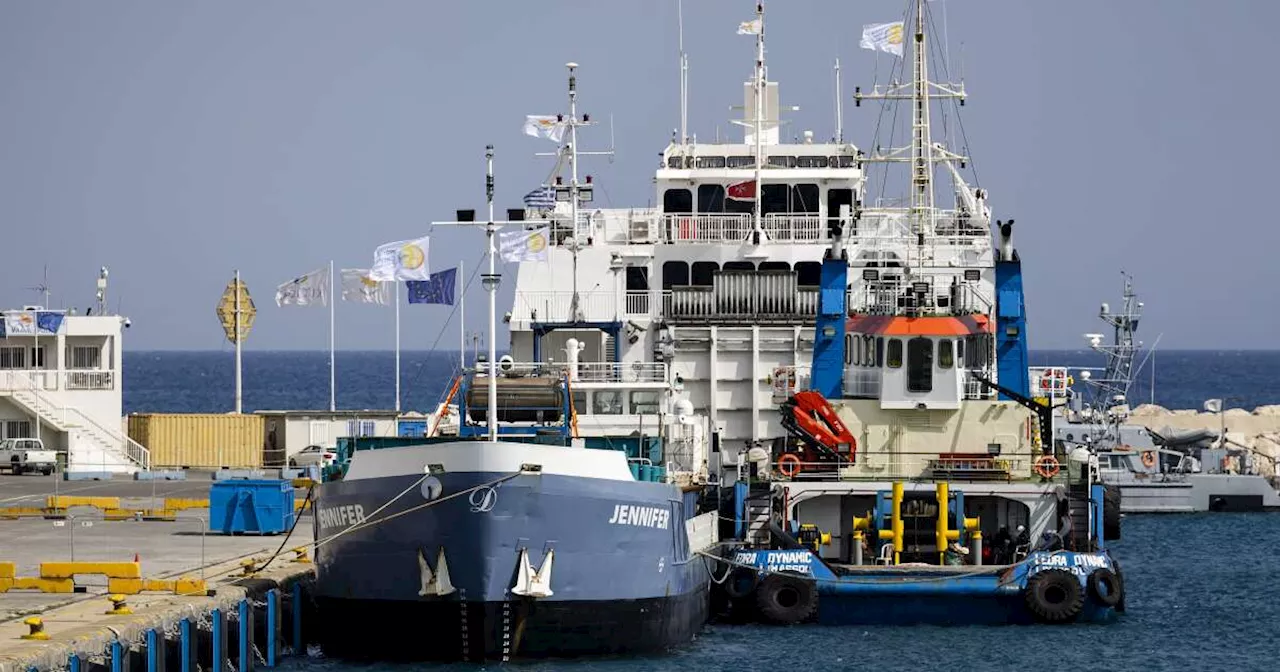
[406,268,457,305]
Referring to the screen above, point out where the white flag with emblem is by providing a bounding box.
[737,18,761,35]
[523,115,567,143]
[498,227,550,262]
[340,269,391,305]
[275,266,330,307]
[860,21,905,57]
[369,235,430,281]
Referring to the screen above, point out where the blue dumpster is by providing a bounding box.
[209,479,295,535]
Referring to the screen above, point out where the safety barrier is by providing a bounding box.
[0,495,311,520]
[0,560,208,595]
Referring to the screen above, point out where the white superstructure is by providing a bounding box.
[0,270,148,473]
[504,1,1001,465]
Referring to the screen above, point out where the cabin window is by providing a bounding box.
[726,156,754,168]
[691,261,718,286]
[697,184,726,213]
[907,337,934,392]
[767,155,795,168]
[626,267,649,292]
[828,188,855,237]
[723,261,754,272]
[761,184,789,215]
[662,261,689,289]
[939,340,954,369]
[956,338,964,364]
[876,337,885,367]
[695,156,726,168]
[594,391,623,415]
[796,155,829,168]
[796,262,821,286]
[662,188,692,213]
[572,392,587,414]
[666,156,684,168]
[792,184,820,214]
[0,346,26,369]
[758,261,789,273]
[630,391,662,414]
[887,338,903,368]
[836,156,858,168]
[844,333,854,366]
[863,336,873,368]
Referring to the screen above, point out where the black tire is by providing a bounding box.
[723,566,759,600]
[1087,568,1123,608]
[755,573,818,625]
[1023,568,1084,623]
[1103,484,1122,541]
[1110,558,1126,613]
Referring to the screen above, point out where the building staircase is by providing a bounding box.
[0,386,149,472]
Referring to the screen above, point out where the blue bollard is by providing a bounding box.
[239,599,255,672]
[180,619,195,672]
[211,608,227,672]
[147,629,166,672]
[69,653,82,672]
[266,589,279,667]
[111,640,126,672]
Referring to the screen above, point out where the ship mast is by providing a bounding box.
[752,1,765,240]
[483,145,499,442]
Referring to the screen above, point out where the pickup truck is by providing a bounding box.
[0,438,58,475]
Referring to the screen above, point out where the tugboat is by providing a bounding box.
[707,0,1125,626]
[310,74,718,659]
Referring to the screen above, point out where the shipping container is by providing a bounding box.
[127,413,265,468]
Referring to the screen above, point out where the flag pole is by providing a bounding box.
[234,269,243,415]
[459,259,465,372]
[394,280,401,412]
[329,259,336,412]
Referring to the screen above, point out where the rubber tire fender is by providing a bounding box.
[723,566,759,600]
[1109,557,1127,612]
[1023,568,1084,624]
[755,572,818,625]
[1086,567,1124,608]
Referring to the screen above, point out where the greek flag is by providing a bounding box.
[523,186,555,210]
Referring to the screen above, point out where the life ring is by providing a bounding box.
[723,565,760,600]
[1087,568,1124,608]
[1033,455,1061,479]
[777,453,803,478]
[1140,451,1156,468]
[754,573,819,625]
[1023,568,1084,623]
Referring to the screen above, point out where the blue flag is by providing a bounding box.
[36,311,64,334]
[406,268,457,306]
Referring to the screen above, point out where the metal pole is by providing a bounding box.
[33,315,40,442]
[459,260,465,371]
[485,147,498,442]
[394,281,401,412]
[329,260,336,412]
[752,2,764,238]
[234,270,242,415]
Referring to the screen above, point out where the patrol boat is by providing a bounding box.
[1042,276,1280,512]
[310,101,718,658]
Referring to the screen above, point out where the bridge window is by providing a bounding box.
[907,337,934,393]
[727,156,754,168]
[691,261,718,286]
[887,338,903,368]
[758,261,789,272]
[630,391,661,414]
[767,155,795,168]
[695,156,726,168]
[796,155,829,168]
[697,184,726,213]
[667,156,690,168]
[593,390,623,415]
[792,184,820,214]
[661,261,688,289]
[836,156,858,168]
[723,261,754,272]
[939,340,954,369]
[662,188,692,213]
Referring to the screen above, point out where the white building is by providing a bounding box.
[0,304,148,473]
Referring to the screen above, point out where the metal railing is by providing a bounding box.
[66,371,114,391]
[662,213,752,243]
[762,213,823,242]
[573,361,667,383]
[962,370,997,400]
[848,281,993,317]
[0,369,116,391]
[5,372,149,469]
[624,291,651,316]
[771,452,1042,483]
[662,283,820,324]
[510,291,618,327]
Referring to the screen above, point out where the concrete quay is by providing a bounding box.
[0,473,316,672]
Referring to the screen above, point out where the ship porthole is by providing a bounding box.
[421,476,443,501]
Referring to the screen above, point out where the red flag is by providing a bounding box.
[727,180,756,200]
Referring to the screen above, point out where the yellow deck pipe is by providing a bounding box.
[877,481,904,564]
[936,482,981,563]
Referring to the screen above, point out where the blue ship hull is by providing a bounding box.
[311,446,710,661]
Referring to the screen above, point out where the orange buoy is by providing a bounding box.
[777,453,803,478]
[1033,455,1061,479]
[1140,450,1157,468]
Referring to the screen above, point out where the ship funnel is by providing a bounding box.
[998,219,1014,262]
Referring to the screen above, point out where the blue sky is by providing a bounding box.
[1,0,1275,350]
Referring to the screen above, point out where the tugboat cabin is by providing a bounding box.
[843,315,993,410]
